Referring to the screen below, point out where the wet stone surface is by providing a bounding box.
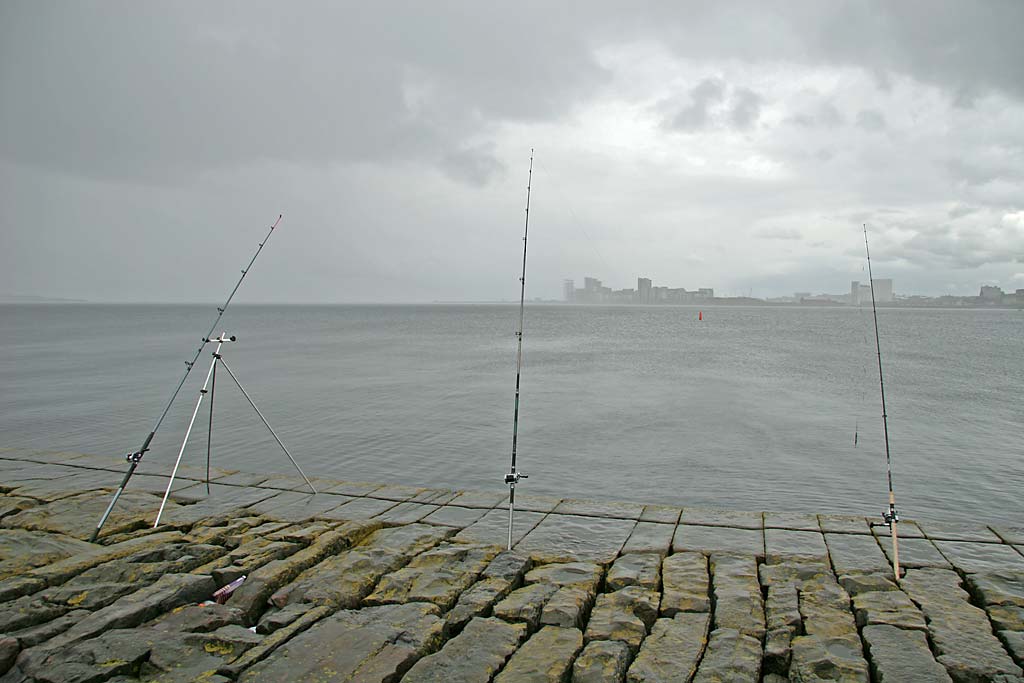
[660,551,709,616]
[620,522,674,557]
[673,524,764,557]
[901,567,1024,681]
[571,639,630,683]
[0,449,1022,683]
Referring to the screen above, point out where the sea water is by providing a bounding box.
[1,303,1021,525]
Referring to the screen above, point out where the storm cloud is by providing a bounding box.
[1,1,1023,302]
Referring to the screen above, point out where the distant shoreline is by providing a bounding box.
[2,298,1021,310]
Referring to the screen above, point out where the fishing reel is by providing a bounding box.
[882,504,899,525]
[869,504,899,529]
[124,449,146,464]
[504,471,528,485]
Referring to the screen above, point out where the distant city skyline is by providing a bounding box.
[559,273,1023,307]
[564,276,714,305]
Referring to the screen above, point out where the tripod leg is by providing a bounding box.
[155,354,217,527]
[206,362,216,495]
[217,359,317,494]
[507,484,515,550]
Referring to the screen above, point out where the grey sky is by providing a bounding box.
[2,1,1022,302]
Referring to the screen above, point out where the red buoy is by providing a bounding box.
[699,311,703,321]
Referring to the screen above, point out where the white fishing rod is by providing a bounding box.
[504,150,533,550]
[89,215,283,542]
[863,224,901,582]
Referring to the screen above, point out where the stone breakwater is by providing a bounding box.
[0,448,1022,682]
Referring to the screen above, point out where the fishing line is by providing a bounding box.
[855,263,871,448]
[530,158,614,285]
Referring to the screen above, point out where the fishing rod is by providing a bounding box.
[504,149,533,550]
[863,224,901,582]
[88,214,283,542]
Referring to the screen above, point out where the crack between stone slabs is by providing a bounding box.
[354,535,456,613]
[954,561,1023,666]
[487,634,520,682]
[987,524,1022,546]
[449,549,537,642]
[851,609,880,683]
[509,509,553,554]
[220,605,333,680]
[0,454,120,473]
[547,509,643,522]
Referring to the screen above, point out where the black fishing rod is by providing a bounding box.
[863,224,901,582]
[504,150,533,550]
[88,215,283,542]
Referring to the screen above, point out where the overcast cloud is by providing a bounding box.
[2,1,1023,301]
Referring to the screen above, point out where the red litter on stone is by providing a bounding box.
[213,575,247,604]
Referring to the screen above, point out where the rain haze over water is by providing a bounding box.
[1,304,1021,525]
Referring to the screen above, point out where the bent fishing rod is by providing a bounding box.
[505,150,533,550]
[863,224,901,582]
[89,214,283,542]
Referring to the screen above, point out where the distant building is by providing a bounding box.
[850,279,893,304]
[980,285,1004,301]
[873,279,894,303]
[637,278,652,304]
[563,279,575,303]
[697,288,714,299]
[667,288,689,304]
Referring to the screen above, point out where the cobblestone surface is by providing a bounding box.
[1,448,1023,682]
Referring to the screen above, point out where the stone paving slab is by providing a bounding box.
[933,540,1024,574]
[871,519,925,539]
[863,624,953,682]
[448,490,508,509]
[376,502,442,525]
[0,449,1022,683]
[764,510,820,531]
[517,515,635,564]
[421,505,490,529]
[879,536,951,569]
[918,520,1004,543]
[321,479,384,496]
[553,499,645,520]
[367,483,427,502]
[680,507,763,530]
[455,508,546,547]
[673,524,764,557]
[511,494,563,514]
[320,495,399,520]
[639,505,681,525]
[209,471,277,487]
[991,526,1024,545]
[818,514,872,535]
[2,489,181,540]
[247,491,351,520]
[620,522,674,557]
[764,529,829,563]
[824,533,891,575]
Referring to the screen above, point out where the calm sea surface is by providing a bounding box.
[1,304,1021,525]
